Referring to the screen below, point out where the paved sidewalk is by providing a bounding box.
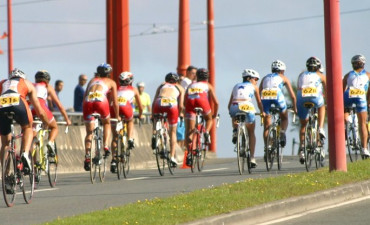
[186,180,370,225]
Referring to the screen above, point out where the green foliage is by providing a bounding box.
[44,161,370,225]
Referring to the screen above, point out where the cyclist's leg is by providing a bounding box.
[0,134,11,163]
[204,113,213,133]
[101,117,111,149]
[84,122,94,155]
[110,121,118,156]
[358,111,368,151]
[318,105,326,133]
[48,119,58,142]
[246,121,257,166]
[169,125,177,163]
[263,115,271,145]
[0,113,12,162]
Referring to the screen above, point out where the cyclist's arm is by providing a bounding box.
[283,76,297,113]
[342,73,349,92]
[25,80,49,125]
[133,87,143,118]
[47,85,71,125]
[109,80,120,120]
[254,84,265,117]
[208,84,219,118]
[82,79,93,100]
[259,77,264,95]
[367,72,370,105]
[151,85,161,115]
[318,72,327,101]
[177,84,185,117]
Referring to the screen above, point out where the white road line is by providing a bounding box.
[202,168,228,172]
[126,177,149,181]
[21,188,58,194]
[258,195,370,225]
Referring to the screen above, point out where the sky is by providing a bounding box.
[0,0,370,158]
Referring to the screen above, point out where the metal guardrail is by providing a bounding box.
[52,112,152,125]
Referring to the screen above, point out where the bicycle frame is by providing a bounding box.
[190,108,207,173]
[346,105,361,162]
[235,112,251,175]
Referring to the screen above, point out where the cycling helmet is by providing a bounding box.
[119,71,133,85]
[96,63,112,77]
[9,68,26,79]
[165,72,179,83]
[306,57,321,72]
[351,54,366,64]
[242,69,260,79]
[271,60,286,72]
[137,82,145,87]
[196,68,209,81]
[35,70,51,82]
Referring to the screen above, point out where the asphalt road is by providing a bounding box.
[0,157,315,225]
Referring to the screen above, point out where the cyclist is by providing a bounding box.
[259,60,297,157]
[297,57,326,164]
[0,68,49,173]
[184,68,219,165]
[82,63,120,171]
[110,71,143,173]
[343,54,370,157]
[31,70,72,156]
[228,69,264,167]
[152,72,185,165]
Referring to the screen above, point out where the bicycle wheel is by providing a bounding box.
[22,151,35,204]
[190,131,199,173]
[197,126,207,172]
[32,138,42,189]
[277,138,283,170]
[155,134,166,176]
[90,134,99,184]
[346,122,355,162]
[116,135,123,180]
[304,125,314,172]
[2,148,17,207]
[315,147,325,168]
[236,126,246,175]
[122,135,131,178]
[265,127,276,171]
[47,141,58,187]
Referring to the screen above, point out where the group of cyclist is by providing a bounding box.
[228,54,370,168]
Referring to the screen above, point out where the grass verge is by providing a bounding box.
[44,160,370,225]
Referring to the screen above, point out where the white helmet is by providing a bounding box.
[9,68,26,79]
[119,71,133,85]
[271,60,286,72]
[242,69,260,79]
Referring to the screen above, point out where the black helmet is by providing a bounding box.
[96,63,112,77]
[35,70,51,82]
[196,68,209,81]
[351,54,366,70]
[165,72,179,83]
[306,57,321,72]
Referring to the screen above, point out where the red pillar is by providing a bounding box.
[207,0,216,152]
[324,0,347,171]
[112,0,130,84]
[106,0,114,69]
[7,0,13,73]
[177,0,191,75]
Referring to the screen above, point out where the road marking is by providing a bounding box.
[21,188,58,194]
[126,177,149,181]
[202,168,228,172]
[257,195,370,225]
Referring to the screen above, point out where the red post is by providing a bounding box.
[7,0,13,72]
[324,0,347,171]
[106,0,114,69]
[112,0,130,84]
[207,0,216,152]
[177,0,191,75]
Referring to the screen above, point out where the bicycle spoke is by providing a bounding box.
[2,149,17,207]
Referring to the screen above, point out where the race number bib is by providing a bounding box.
[118,97,128,105]
[160,98,176,106]
[88,91,104,101]
[261,88,278,100]
[238,102,255,113]
[349,87,365,98]
[302,86,318,97]
[0,94,20,108]
[188,88,203,95]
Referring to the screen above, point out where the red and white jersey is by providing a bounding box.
[117,85,135,106]
[186,81,209,99]
[34,82,48,100]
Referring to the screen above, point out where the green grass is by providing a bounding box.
[44,160,370,225]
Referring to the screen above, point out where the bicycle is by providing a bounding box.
[152,112,176,176]
[302,102,325,172]
[345,104,363,162]
[1,112,35,207]
[234,110,262,175]
[265,105,295,171]
[111,117,135,179]
[89,113,106,184]
[32,119,68,188]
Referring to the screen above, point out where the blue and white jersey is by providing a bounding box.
[345,69,369,99]
[260,73,285,100]
[231,81,255,103]
[297,71,323,98]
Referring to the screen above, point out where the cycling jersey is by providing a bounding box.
[229,81,256,123]
[260,73,287,114]
[31,82,54,122]
[344,69,369,112]
[185,81,211,119]
[153,83,180,126]
[83,78,110,121]
[110,85,135,121]
[297,71,324,119]
[0,78,33,135]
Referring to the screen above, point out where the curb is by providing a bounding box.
[185,180,370,225]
